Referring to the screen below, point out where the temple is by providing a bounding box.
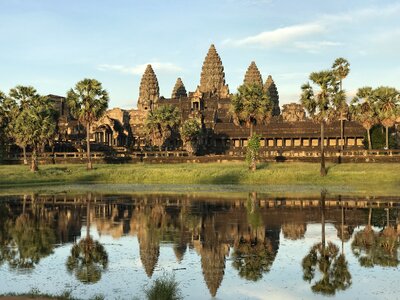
[50,44,365,155]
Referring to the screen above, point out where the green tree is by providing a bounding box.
[372,86,399,149]
[67,79,109,170]
[300,71,338,176]
[350,87,378,150]
[145,105,180,150]
[231,83,272,171]
[9,86,57,171]
[0,91,16,159]
[332,58,350,151]
[180,118,202,155]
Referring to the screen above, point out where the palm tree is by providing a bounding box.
[231,83,272,171]
[332,58,350,151]
[145,105,180,151]
[350,87,378,150]
[372,86,399,149]
[0,91,16,158]
[9,87,57,171]
[300,71,338,176]
[180,118,202,155]
[67,79,109,170]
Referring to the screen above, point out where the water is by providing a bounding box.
[0,191,399,300]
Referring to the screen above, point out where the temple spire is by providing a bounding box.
[199,44,229,97]
[264,75,280,116]
[243,61,263,87]
[138,64,159,111]
[171,77,187,98]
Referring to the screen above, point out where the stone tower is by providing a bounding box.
[138,64,159,111]
[171,77,187,98]
[264,75,280,116]
[243,61,263,87]
[199,44,229,97]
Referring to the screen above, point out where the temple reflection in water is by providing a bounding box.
[0,193,399,298]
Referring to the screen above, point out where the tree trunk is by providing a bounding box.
[31,145,38,172]
[249,122,256,172]
[321,190,326,249]
[385,126,389,150]
[368,207,372,228]
[340,119,344,151]
[51,145,56,165]
[23,145,27,165]
[320,121,327,176]
[367,128,372,150]
[86,121,92,170]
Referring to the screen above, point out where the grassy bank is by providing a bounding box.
[0,162,399,193]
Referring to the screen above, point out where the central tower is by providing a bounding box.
[199,44,229,97]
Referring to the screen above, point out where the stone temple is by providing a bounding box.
[50,44,365,154]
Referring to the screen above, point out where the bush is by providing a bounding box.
[145,274,183,300]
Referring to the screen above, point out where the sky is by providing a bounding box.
[0,0,399,109]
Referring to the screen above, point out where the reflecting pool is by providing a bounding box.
[0,191,399,299]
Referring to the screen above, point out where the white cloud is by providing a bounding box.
[223,2,400,50]
[293,41,342,53]
[97,62,182,75]
[223,23,324,48]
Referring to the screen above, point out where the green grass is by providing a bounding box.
[0,162,399,195]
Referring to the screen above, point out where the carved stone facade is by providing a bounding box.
[281,103,306,122]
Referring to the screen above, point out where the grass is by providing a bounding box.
[144,274,182,300]
[0,162,399,195]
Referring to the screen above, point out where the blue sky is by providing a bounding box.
[0,0,399,109]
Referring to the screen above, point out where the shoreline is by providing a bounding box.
[0,162,399,195]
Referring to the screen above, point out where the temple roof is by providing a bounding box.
[243,61,263,87]
[264,75,280,116]
[138,64,159,110]
[199,44,229,96]
[171,77,187,98]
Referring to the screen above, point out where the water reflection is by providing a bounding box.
[0,192,399,299]
[66,193,108,284]
[302,190,352,295]
[351,207,400,267]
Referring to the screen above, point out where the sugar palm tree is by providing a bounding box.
[0,91,17,157]
[332,58,350,151]
[300,71,337,176]
[231,83,272,171]
[67,79,109,170]
[372,86,399,149]
[145,105,180,150]
[350,87,378,150]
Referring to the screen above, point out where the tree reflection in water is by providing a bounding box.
[302,190,352,295]
[66,193,108,284]
[352,207,399,267]
[0,194,56,270]
[232,192,278,281]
